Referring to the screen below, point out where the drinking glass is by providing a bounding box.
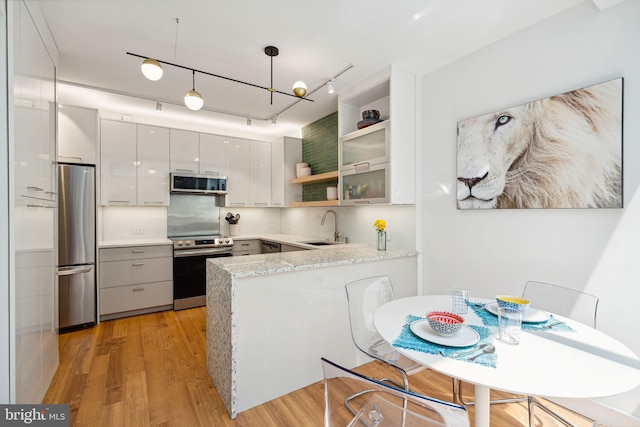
[498,307,522,345]
[451,287,469,314]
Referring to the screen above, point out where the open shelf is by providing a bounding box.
[290,200,339,207]
[290,170,339,185]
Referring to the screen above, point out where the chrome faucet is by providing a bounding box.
[321,209,340,242]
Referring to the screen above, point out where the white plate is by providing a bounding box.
[409,319,480,347]
[484,302,549,323]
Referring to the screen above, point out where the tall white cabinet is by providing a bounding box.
[11,0,59,404]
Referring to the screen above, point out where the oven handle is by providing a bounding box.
[174,248,233,257]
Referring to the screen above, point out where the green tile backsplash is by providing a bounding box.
[301,111,338,202]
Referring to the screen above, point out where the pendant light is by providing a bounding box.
[184,70,204,110]
[292,81,307,98]
[141,58,163,81]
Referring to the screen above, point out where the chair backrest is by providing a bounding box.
[522,281,599,328]
[345,276,396,358]
[321,357,469,427]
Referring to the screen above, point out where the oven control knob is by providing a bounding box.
[185,240,191,246]
[177,241,183,246]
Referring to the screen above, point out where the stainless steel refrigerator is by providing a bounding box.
[57,163,96,329]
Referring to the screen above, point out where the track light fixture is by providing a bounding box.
[155,101,162,112]
[327,78,335,94]
[129,46,312,111]
[246,118,252,127]
[271,116,277,126]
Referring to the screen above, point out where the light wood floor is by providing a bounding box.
[43,307,593,426]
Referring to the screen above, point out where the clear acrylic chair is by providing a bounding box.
[345,276,425,392]
[322,357,470,427]
[522,281,600,427]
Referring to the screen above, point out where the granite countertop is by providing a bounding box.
[210,245,418,278]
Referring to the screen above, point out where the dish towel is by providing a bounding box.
[468,301,575,332]
[393,314,497,368]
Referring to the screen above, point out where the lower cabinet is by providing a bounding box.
[99,244,173,319]
[232,240,261,256]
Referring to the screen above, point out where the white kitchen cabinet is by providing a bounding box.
[58,105,98,164]
[225,137,251,206]
[137,125,170,206]
[12,0,58,404]
[170,128,199,174]
[250,140,271,207]
[271,137,302,207]
[232,240,261,256]
[100,120,137,206]
[199,133,227,176]
[99,244,173,320]
[338,65,415,205]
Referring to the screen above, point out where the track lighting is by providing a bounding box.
[141,58,163,81]
[292,81,307,98]
[155,101,162,112]
[246,118,252,127]
[128,46,312,112]
[271,116,277,126]
[327,79,335,94]
[184,71,203,110]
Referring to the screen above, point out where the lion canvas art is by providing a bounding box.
[456,78,623,209]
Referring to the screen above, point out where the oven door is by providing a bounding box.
[173,248,232,310]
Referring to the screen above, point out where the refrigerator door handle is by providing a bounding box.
[57,265,93,276]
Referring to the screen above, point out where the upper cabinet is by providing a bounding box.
[338,66,416,205]
[169,129,199,174]
[100,121,170,206]
[100,120,137,206]
[225,137,252,206]
[198,133,227,176]
[249,140,272,207]
[169,130,227,176]
[58,105,98,164]
[137,125,170,206]
[271,137,302,207]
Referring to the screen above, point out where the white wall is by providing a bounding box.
[419,0,640,418]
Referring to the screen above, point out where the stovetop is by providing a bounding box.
[169,235,234,250]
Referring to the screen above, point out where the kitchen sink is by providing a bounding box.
[302,240,340,246]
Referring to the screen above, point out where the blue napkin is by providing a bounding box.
[468,301,574,332]
[393,314,497,368]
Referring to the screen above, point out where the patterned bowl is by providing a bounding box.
[496,295,530,313]
[426,311,464,336]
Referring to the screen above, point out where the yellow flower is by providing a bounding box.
[374,219,386,232]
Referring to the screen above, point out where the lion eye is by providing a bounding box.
[494,114,512,130]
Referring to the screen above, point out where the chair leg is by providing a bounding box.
[528,395,593,427]
[453,378,526,406]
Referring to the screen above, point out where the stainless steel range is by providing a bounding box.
[168,194,233,310]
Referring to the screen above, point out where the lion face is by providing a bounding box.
[456,104,534,209]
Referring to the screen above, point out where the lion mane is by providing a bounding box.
[456,79,622,209]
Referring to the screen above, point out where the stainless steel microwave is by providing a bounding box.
[170,173,228,195]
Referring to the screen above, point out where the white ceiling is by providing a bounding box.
[37,0,587,141]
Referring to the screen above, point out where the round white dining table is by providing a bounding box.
[373,295,640,427]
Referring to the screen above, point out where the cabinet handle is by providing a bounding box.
[131,250,144,254]
[354,162,370,172]
[109,200,130,204]
[240,243,250,247]
[132,287,145,292]
[230,203,246,206]
[59,156,83,162]
[272,203,282,206]
[202,170,220,176]
[132,262,145,266]
[27,203,46,208]
[253,203,268,206]
[144,201,164,205]
[175,168,195,172]
[354,200,371,204]
[27,186,44,192]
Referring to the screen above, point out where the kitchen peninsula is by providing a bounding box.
[206,241,418,418]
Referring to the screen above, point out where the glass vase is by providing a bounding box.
[377,231,386,251]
